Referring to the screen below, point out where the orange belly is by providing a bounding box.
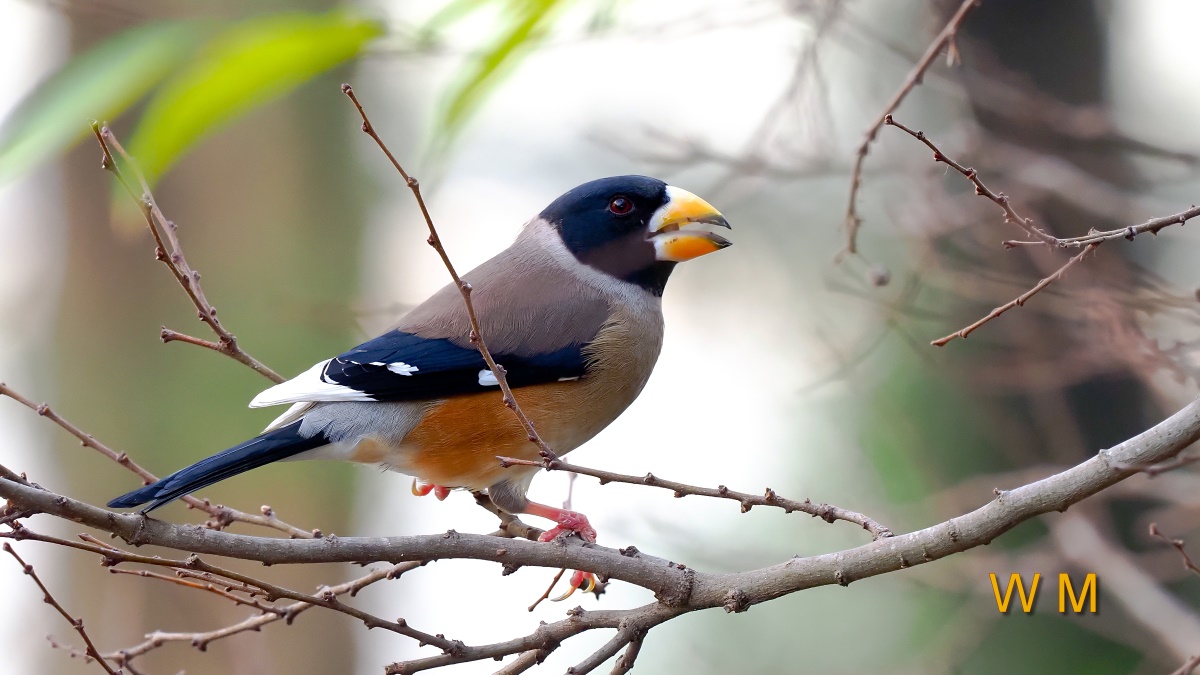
[397,381,597,489]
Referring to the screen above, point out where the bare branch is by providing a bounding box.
[885,116,1200,249]
[1010,206,1200,249]
[89,122,284,384]
[1149,523,1200,578]
[884,115,1199,347]
[568,621,653,675]
[1171,654,1200,675]
[3,543,119,675]
[3,523,447,666]
[341,85,559,462]
[884,115,1058,245]
[107,567,287,616]
[109,560,424,663]
[610,634,643,675]
[494,650,544,675]
[1110,452,1200,478]
[0,381,314,539]
[3,392,1198,671]
[930,243,1098,347]
[1054,513,1200,662]
[496,455,893,540]
[841,0,978,259]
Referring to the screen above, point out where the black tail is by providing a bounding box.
[107,420,327,513]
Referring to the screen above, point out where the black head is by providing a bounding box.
[540,176,730,296]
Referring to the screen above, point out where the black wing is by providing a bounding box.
[249,330,590,406]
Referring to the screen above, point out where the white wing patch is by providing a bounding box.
[249,359,375,408]
[386,361,418,376]
[368,361,418,375]
[478,369,499,387]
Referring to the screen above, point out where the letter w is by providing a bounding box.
[990,573,1040,613]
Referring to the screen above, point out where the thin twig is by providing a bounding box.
[3,524,449,662]
[110,561,425,663]
[929,243,1098,347]
[107,568,287,616]
[1004,205,1200,249]
[840,0,977,259]
[1171,654,1200,675]
[884,116,1197,347]
[527,568,567,612]
[89,123,284,384]
[341,84,558,462]
[172,557,459,653]
[0,382,314,539]
[3,543,120,675]
[495,456,893,540]
[885,115,1059,245]
[1149,523,1200,578]
[120,562,423,663]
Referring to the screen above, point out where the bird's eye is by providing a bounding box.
[607,196,633,215]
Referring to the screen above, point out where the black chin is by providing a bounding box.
[571,232,674,296]
[621,262,676,296]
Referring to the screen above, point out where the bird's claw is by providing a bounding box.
[536,509,597,543]
[411,479,450,500]
[551,570,596,602]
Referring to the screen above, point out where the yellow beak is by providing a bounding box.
[648,186,732,262]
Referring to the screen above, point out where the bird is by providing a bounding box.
[108,175,731,597]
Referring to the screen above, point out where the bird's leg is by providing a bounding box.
[411,478,451,501]
[522,500,597,599]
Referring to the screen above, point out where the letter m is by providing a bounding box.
[990,573,1040,613]
[1059,573,1097,613]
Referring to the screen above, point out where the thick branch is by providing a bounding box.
[4,394,1199,628]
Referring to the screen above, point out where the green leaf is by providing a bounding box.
[418,0,492,44]
[127,10,384,186]
[433,0,566,149]
[0,21,205,183]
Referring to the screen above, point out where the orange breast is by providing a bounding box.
[401,382,586,489]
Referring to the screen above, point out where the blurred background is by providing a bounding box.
[2,0,1199,673]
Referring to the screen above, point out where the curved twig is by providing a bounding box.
[496,455,893,540]
[341,85,559,462]
[90,124,284,384]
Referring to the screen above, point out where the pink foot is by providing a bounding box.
[523,502,597,543]
[411,479,451,501]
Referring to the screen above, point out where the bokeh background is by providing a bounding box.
[2,0,1200,673]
